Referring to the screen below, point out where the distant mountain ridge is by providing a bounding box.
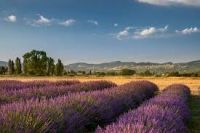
[66,60,200,73]
[1,60,200,73]
[0,61,7,66]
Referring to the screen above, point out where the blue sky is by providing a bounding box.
[0,0,200,64]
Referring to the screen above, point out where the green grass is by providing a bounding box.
[188,95,200,133]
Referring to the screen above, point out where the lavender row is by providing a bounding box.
[0,80,116,105]
[0,81,158,132]
[0,80,80,91]
[97,84,191,133]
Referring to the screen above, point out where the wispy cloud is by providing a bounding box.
[4,15,17,23]
[25,15,52,27]
[176,27,200,35]
[134,25,168,39]
[25,16,77,27]
[59,19,76,27]
[137,0,200,6]
[115,25,168,40]
[114,23,118,27]
[87,20,99,25]
[116,27,134,40]
[34,15,51,25]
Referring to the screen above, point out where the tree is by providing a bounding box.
[77,71,86,75]
[15,57,22,74]
[47,57,55,76]
[89,70,92,75]
[95,72,106,77]
[107,71,117,76]
[121,69,136,76]
[0,66,7,75]
[142,70,153,76]
[8,59,15,75]
[167,71,180,77]
[23,50,49,75]
[67,70,77,76]
[55,59,64,76]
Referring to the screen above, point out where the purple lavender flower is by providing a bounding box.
[97,84,190,133]
[0,80,158,132]
[0,80,116,105]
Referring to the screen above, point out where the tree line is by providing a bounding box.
[5,50,64,76]
[0,49,200,77]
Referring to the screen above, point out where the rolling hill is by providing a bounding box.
[1,60,200,74]
[0,61,7,67]
[66,60,200,73]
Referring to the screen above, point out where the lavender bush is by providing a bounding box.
[0,80,116,105]
[0,80,80,91]
[0,80,158,132]
[97,84,191,133]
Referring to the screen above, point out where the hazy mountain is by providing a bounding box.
[0,61,7,66]
[66,60,200,73]
[1,60,200,73]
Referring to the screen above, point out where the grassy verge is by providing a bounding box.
[189,95,200,133]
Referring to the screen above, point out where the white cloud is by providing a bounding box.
[176,27,200,34]
[138,27,156,36]
[114,23,118,27]
[115,25,168,40]
[134,25,168,39]
[116,30,129,40]
[116,27,134,40]
[88,20,99,25]
[35,15,51,25]
[5,15,16,22]
[59,19,76,27]
[137,0,200,6]
[24,15,52,27]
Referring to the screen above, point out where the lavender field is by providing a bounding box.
[97,84,191,133]
[0,80,193,133]
[1,0,200,132]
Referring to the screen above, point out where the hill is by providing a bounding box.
[0,61,7,66]
[66,60,200,73]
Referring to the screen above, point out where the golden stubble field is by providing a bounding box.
[0,76,200,95]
